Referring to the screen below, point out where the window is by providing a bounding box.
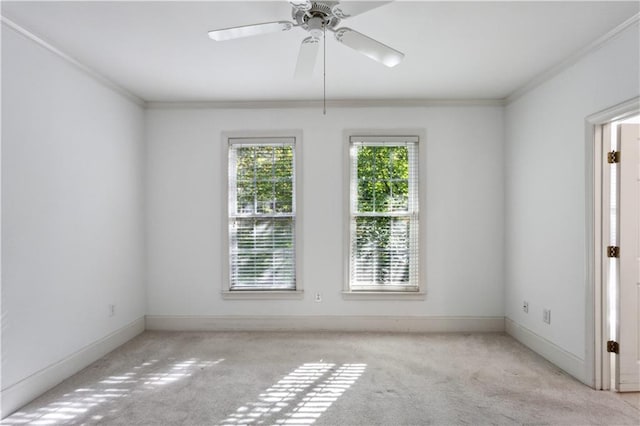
[348,135,420,293]
[225,136,300,296]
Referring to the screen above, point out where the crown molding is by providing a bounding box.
[1,15,147,108]
[146,98,505,109]
[505,13,640,105]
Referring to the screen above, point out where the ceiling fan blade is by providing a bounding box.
[290,0,312,11]
[334,27,404,67]
[294,37,320,79]
[208,21,294,41]
[331,1,392,19]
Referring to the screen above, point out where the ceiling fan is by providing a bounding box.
[207,1,404,78]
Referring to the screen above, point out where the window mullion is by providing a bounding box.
[271,148,276,286]
[252,148,257,216]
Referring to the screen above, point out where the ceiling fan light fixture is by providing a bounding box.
[307,16,325,39]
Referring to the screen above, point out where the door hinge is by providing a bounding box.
[607,340,619,354]
[607,151,620,164]
[607,246,620,258]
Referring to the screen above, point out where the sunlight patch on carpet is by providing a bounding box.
[2,358,224,425]
[220,363,366,425]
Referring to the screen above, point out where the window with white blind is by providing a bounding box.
[348,135,420,292]
[226,136,299,294]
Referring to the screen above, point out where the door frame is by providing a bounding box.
[585,96,639,390]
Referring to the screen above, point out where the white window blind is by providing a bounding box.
[228,138,296,290]
[349,136,419,291]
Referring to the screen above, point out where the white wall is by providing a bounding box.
[505,22,640,374]
[1,25,146,401]
[146,105,504,318]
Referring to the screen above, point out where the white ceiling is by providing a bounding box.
[2,1,638,102]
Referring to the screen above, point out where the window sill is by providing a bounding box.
[221,290,304,300]
[341,291,426,301]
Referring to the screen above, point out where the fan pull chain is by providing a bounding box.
[323,23,326,115]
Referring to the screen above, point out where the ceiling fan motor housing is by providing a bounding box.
[293,1,341,38]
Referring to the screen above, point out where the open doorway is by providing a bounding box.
[588,97,639,392]
[604,114,639,391]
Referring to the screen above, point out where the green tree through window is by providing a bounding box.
[350,139,419,290]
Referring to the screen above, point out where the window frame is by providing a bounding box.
[222,131,303,300]
[343,130,426,300]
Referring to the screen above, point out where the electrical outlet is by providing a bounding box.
[314,292,322,302]
[522,301,529,313]
[543,309,551,324]
[109,304,116,317]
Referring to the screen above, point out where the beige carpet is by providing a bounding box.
[2,331,639,425]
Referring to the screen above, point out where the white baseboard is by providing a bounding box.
[145,315,505,333]
[505,317,587,384]
[1,317,145,419]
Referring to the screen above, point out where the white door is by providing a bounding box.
[616,123,640,391]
